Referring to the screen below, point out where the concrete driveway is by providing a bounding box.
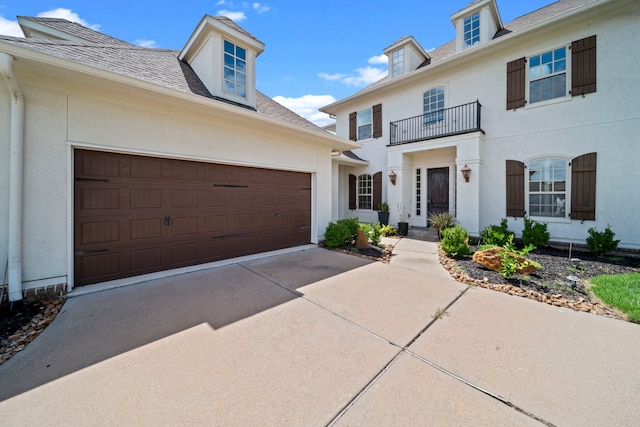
[1,239,639,426]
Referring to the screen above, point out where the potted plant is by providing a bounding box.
[397,204,409,236]
[377,202,390,225]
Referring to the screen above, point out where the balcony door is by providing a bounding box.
[427,167,449,222]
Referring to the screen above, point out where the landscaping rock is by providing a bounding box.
[472,247,538,275]
[355,229,370,249]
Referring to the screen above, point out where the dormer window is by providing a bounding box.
[223,40,247,98]
[464,12,480,48]
[391,49,404,78]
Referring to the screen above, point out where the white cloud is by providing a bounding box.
[37,8,100,31]
[217,10,247,22]
[318,72,347,81]
[0,15,22,37]
[272,94,337,127]
[252,3,270,13]
[322,66,387,88]
[216,0,226,5]
[368,54,388,65]
[135,39,157,48]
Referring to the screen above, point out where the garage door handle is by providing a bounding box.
[74,249,108,256]
[164,215,172,226]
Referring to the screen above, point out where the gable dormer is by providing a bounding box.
[179,15,264,109]
[383,36,429,79]
[450,0,503,53]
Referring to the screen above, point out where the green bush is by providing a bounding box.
[324,217,360,249]
[359,222,382,246]
[441,225,471,258]
[522,217,550,249]
[380,224,397,236]
[498,236,539,278]
[480,218,513,247]
[428,212,455,239]
[586,224,620,256]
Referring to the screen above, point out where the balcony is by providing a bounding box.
[389,101,483,145]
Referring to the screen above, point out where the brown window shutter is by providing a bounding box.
[372,172,382,210]
[506,160,525,217]
[349,112,357,141]
[572,35,596,96]
[372,104,382,138]
[571,152,597,220]
[506,58,526,110]
[349,174,357,209]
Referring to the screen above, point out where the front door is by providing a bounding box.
[427,167,449,222]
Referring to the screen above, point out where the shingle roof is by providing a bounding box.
[1,18,325,134]
[18,16,133,46]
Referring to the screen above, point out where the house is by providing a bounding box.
[0,16,358,302]
[322,0,640,250]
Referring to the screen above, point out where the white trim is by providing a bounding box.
[21,276,67,293]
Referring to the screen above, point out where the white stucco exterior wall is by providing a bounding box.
[0,61,337,292]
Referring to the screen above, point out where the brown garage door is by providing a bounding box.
[74,150,311,286]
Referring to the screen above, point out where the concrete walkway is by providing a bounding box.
[1,238,639,426]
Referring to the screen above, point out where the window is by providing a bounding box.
[423,87,445,124]
[506,35,596,110]
[391,49,404,77]
[416,168,422,216]
[464,12,480,48]
[357,108,372,140]
[349,105,382,141]
[529,47,567,104]
[223,40,247,98]
[357,174,372,210]
[528,158,567,217]
[506,153,597,220]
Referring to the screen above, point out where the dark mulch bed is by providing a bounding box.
[453,246,640,301]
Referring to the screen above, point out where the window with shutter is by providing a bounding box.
[357,174,373,210]
[572,35,596,96]
[506,58,526,110]
[372,104,382,138]
[373,172,382,210]
[349,112,357,141]
[506,160,525,217]
[571,152,597,220]
[348,174,357,210]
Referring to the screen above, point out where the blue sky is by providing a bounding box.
[0,0,553,125]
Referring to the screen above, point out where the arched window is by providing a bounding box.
[423,87,445,124]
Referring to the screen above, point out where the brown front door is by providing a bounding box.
[74,150,311,286]
[427,167,449,221]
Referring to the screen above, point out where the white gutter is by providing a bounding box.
[0,52,24,303]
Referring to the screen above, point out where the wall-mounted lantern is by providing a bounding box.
[388,170,397,185]
[460,164,471,183]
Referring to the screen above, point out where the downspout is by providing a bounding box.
[0,52,24,303]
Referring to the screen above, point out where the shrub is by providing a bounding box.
[586,224,620,256]
[522,216,550,249]
[380,224,397,236]
[377,202,389,212]
[480,218,513,247]
[428,212,455,239]
[498,236,539,278]
[324,217,360,249]
[441,225,471,258]
[359,222,382,246]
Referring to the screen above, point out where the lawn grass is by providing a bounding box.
[590,272,640,323]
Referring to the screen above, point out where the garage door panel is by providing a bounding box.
[79,187,121,210]
[75,150,311,285]
[80,221,120,245]
[172,190,199,208]
[171,216,199,235]
[130,188,163,209]
[130,218,163,240]
[130,157,163,179]
[205,215,228,232]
